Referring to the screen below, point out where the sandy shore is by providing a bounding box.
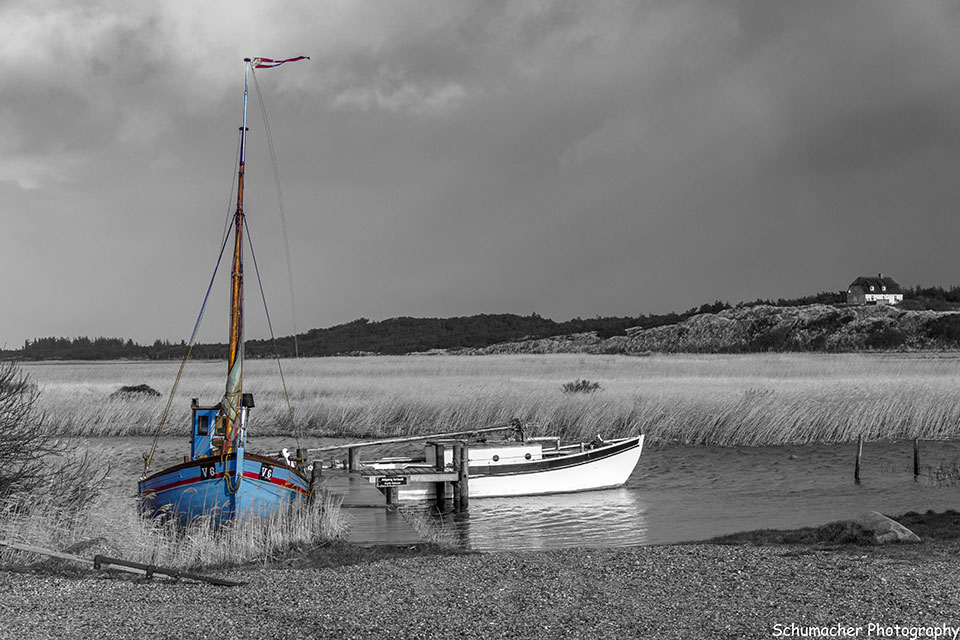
[2,543,960,639]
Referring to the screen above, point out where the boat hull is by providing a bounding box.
[138,453,310,525]
[390,435,644,500]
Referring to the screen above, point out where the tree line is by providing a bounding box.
[4,287,958,361]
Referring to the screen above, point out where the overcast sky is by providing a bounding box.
[3,1,960,348]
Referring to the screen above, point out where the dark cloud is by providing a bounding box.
[3,1,960,345]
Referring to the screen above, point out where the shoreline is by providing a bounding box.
[2,540,959,639]
[2,512,959,639]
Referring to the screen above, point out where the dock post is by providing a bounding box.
[348,447,359,471]
[308,460,322,502]
[459,442,469,511]
[385,486,398,508]
[854,435,863,483]
[914,438,920,477]
[452,443,462,512]
[435,443,446,508]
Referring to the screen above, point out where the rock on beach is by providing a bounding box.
[2,544,959,640]
[857,511,922,544]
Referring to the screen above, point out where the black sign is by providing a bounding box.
[376,476,408,487]
[200,464,217,480]
[259,464,275,481]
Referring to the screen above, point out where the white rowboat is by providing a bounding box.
[362,431,644,501]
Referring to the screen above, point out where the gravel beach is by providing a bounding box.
[2,543,959,640]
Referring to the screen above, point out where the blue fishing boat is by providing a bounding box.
[138,57,311,525]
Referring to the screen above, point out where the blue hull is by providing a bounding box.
[138,453,310,526]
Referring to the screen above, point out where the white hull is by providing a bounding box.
[386,434,644,501]
[470,434,643,497]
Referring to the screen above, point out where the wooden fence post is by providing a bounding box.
[854,435,863,483]
[452,442,462,512]
[309,460,322,502]
[435,443,446,508]
[459,442,469,511]
[913,438,920,477]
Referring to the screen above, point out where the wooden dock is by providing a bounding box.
[305,427,501,546]
[317,469,423,546]
[310,436,474,506]
[312,440,473,545]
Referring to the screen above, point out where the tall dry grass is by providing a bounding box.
[22,353,960,447]
[0,490,347,570]
[1,359,348,570]
[9,353,959,568]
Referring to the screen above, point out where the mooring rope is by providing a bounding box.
[223,448,242,495]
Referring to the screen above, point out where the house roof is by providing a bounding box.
[848,275,903,294]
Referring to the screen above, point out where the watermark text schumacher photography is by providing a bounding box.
[772,623,960,639]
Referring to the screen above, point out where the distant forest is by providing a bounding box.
[5,286,960,361]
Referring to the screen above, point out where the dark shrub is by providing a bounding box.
[561,379,602,394]
[0,361,106,510]
[865,326,906,349]
[925,315,960,347]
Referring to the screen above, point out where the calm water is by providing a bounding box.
[424,440,960,551]
[107,436,960,550]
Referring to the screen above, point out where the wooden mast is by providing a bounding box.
[222,59,251,449]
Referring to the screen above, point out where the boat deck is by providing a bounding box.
[359,465,461,482]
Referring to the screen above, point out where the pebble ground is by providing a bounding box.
[2,544,959,639]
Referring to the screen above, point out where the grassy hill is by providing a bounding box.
[4,313,672,361]
[8,285,960,360]
[462,304,960,355]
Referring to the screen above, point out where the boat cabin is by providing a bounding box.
[189,394,254,459]
[425,440,544,467]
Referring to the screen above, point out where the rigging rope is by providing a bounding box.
[142,71,305,476]
[142,128,241,477]
[251,67,300,358]
[220,128,243,245]
[142,227,234,477]
[243,216,302,455]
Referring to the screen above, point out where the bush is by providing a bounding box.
[561,379,602,394]
[864,326,906,350]
[925,315,960,346]
[0,361,106,511]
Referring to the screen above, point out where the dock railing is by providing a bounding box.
[304,420,522,471]
[304,421,521,511]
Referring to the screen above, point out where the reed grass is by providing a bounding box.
[0,489,347,570]
[927,456,960,488]
[21,353,960,447]
[9,352,960,569]
[397,506,465,549]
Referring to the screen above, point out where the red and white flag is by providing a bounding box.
[252,56,310,69]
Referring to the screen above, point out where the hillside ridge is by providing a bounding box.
[457,304,960,355]
[9,302,960,360]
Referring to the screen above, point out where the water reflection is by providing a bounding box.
[408,440,960,551]
[421,488,649,551]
